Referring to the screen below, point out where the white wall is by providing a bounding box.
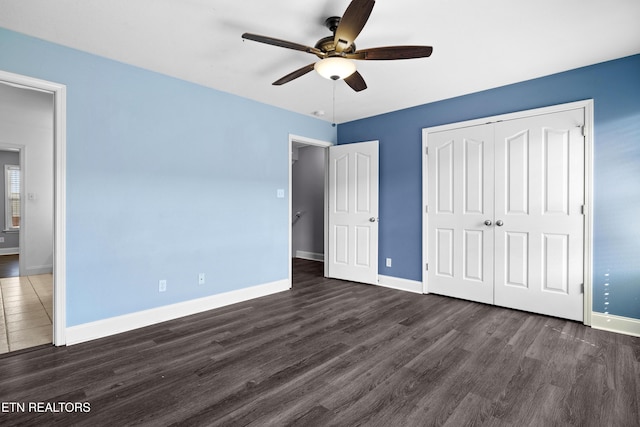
[0,83,54,275]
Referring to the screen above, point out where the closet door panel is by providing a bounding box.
[427,124,494,304]
[493,109,585,321]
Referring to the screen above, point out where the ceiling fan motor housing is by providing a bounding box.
[325,16,341,33]
[314,17,356,57]
[314,38,356,58]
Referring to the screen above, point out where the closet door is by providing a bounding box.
[427,124,494,304]
[493,109,585,321]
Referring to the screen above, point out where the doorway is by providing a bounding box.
[291,143,326,261]
[0,84,54,353]
[423,100,593,323]
[0,69,67,350]
[288,135,381,288]
[289,135,332,284]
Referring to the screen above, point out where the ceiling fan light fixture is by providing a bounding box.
[314,57,356,81]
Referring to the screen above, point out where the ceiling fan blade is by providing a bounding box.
[344,71,367,92]
[347,45,433,60]
[242,33,324,56]
[334,0,375,53]
[272,63,316,86]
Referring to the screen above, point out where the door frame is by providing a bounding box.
[0,145,24,273]
[422,100,594,325]
[288,134,333,284]
[0,69,67,345]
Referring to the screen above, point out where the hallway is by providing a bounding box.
[0,255,53,353]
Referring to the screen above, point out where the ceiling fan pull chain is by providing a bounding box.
[332,80,336,127]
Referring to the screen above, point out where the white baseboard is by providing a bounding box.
[378,275,423,294]
[0,247,19,255]
[295,251,324,262]
[25,265,53,275]
[66,279,291,345]
[591,312,640,337]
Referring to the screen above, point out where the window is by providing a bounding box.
[5,165,20,230]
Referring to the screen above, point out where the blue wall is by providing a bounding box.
[338,54,640,320]
[2,25,638,324]
[0,28,336,326]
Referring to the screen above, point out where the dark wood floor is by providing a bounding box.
[0,254,19,278]
[0,259,638,426]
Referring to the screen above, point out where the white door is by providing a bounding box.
[427,124,495,304]
[328,141,379,284]
[427,108,585,321]
[494,110,585,321]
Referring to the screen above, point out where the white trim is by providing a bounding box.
[66,279,290,345]
[422,135,429,295]
[288,134,333,284]
[582,101,594,326]
[25,265,53,275]
[0,142,25,275]
[591,312,640,338]
[0,247,19,255]
[378,275,423,294]
[289,134,334,149]
[0,70,67,346]
[422,100,594,324]
[18,145,26,279]
[295,251,324,262]
[4,164,20,232]
[423,100,594,134]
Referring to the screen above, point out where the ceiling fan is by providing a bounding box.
[242,0,433,92]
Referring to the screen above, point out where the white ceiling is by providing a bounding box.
[1,0,639,123]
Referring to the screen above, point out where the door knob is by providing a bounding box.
[484,220,492,226]
[369,217,377,222]
[496,220,504,226]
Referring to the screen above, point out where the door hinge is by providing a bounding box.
[580,205,586,215]
[425,146,429,156]
[580,125,586,137]
[580,283,584,294]
[425,205,429,213]
[425,263,429,271]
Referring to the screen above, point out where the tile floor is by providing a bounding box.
[0,274,53,354]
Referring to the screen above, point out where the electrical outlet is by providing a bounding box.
[386,258,392,267]
[0,237,4,243]
[198,273,205,285]
[159,279,167,292]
